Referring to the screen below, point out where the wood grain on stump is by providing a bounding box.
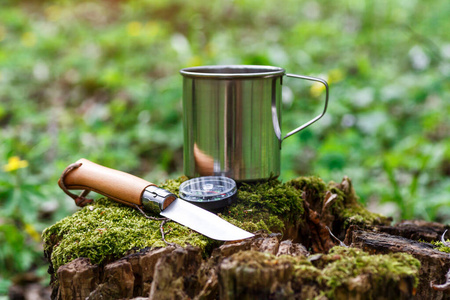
[43,176,450,299]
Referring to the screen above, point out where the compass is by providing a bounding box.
[179,176,237,211]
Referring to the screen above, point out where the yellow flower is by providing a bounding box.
[25,223,41,242]
[21,32,36,47]
[309,69,345,97]
[3,156,29,172]
[127,21,142,37]
[187,55,203,67]
[310,81,326,97]
[328,68,344,84]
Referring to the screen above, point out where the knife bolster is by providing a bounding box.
[142,186,176,214]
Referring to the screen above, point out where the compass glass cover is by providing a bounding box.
[179,176,237,203]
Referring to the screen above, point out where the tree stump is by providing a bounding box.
[347,223,450,300]
[41,176,450,299]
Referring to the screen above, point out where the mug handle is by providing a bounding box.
[282,74,329,140]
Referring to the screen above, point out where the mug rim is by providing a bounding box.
[180,65,285,78]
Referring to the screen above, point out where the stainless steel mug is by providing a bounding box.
[180,65,329,181]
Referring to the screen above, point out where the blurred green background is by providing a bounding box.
[0,0,449,295]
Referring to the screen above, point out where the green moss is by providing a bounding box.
[159,175,189,194]
[319,247,421,297]
[43,177,307,272]
[286,176,389,229]
[287,176,328,203]
[221,179,305,233]
[42,197,209,271]
[431,240,450,253]
[228,246,420,299]
[338,205,388,227]
[329,181,390,228]
[43,175,391,274]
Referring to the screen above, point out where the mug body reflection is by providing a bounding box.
[180,65,329,181]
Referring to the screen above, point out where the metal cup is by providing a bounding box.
[180,65,329,181]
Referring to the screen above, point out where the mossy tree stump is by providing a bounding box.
[42,176,450,299]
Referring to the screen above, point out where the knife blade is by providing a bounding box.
[59,158,254,241]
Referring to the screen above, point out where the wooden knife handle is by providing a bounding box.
[60,158,155,207]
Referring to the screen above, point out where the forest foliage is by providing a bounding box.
[0,0,449,294]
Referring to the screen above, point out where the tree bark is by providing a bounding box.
[48,230,434,299]
[43,177,450,299]
[347,225,450,300]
